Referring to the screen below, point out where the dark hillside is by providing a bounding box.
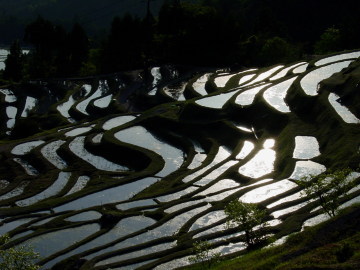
[0,50,359,270]
[0,0,169,44]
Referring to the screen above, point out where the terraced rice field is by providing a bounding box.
[0,51,360,270]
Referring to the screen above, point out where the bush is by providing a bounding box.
[0,234,40,270]
[188,241,221,269]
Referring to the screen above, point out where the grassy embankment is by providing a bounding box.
[182,203,360,270]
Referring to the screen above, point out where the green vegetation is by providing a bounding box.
[188,241,222,269]
[183,204,360,270]
[299,168,356,217]
[3,40,24,82]
[0,1,359,267]
[0,234,40,270]
[224,200,268,248]
[1,0,360,83]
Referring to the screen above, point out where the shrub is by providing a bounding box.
[188,241,221,269]
[0,234,40,270]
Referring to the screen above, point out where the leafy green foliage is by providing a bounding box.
[188,205,360,270]
[299,168,356,217]
[259,36,297,65]
[188,241,221,269]
[0,234,40,270]
[225,200,268,248]
[3,40,24,82]
[23,16,89,78]
[314,27,342,54]
[2,0,360,80]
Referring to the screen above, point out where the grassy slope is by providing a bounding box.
[183,204,360,270]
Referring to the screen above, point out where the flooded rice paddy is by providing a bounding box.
[0,51,359,269]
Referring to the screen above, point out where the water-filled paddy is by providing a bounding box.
[193,73,212,95]
[76,81,107,115]
[54,177,159,212]
[195,90,237,109]
[11,140,45,155]
[41,140,67,169]
[0,89,17,102]
[21,96,38,117]
[235,84,270,106]
[115,126,184,177]
[0,51,359,269]
[263,77,297,112]
[238,139,276,178]
[300,61,353,96]
[69,136,129,172]
[293,136,321,159]
[57,95,76,121]
[102,115,136,130]
[16,172,72,207]
[328,93,360,124]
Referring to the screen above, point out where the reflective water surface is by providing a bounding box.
[315,51,360,66]
[20,224,100,260]
[289,161,326,180]
[0,89,17,103]
[195,90,238,109]
[241,66,284,87]
[115,126,184,177]
[328,93,360,124]
[65,126,93,137]
[241,179,297,203]
[69,136,129,172]
[193,73,211,95]
[16,172,72,207]
[238,139,276,178]
[13,158,39,176]
[41,140,67,169]
[21,96,38,117]
[11,140,45,155]
[54,177,159,212]
[300,61,353,96]
[94,94,112,108]
[65,176,91,196]
[293,136,321,159]
[235,84,270,106]
[102,115,136,130]
[263,77,297,112]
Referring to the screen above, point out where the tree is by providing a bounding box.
[3,40,24,82]
[24,16,66,78]
[67,23,89,76]
[0,234,40,270]
[24,16,57,58]
[259,36,295,65]
[299,168,356,217]
[314,27,342,54]
[225,200,268,248]
[101,14,146,73]
[188,241,221,269]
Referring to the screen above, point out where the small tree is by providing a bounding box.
[188,240,221,269]
[0,234,40,270]
[225,200,268,248]
[300,168,356,217]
